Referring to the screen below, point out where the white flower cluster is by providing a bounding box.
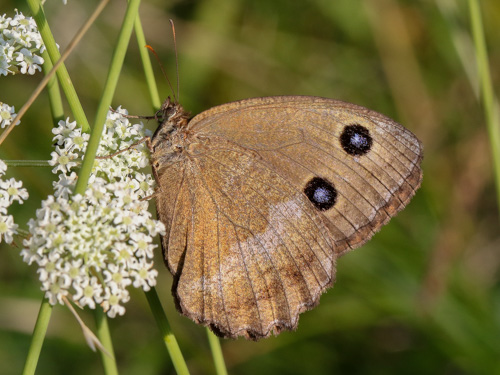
[0,160,29,243]
[21,109,165,318]
[48,109,155,196]
[0,10,45,76]
[0,101,19,128]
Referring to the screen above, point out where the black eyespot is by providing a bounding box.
[304,177,337,211]
[340,124,372,156]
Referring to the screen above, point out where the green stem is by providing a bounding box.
[4,160,52,167]
[40,48,64,125]
[22,299,52,375]
[26,0,90,132]
[69,1,143,372]
[206,329,228,375]
[145,288,190,375]
[467,0,500,213]
[19,5,67,372]
[134,16,162,111]
[95,308,118,375]
[74,0,142,195]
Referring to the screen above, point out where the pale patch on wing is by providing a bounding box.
[233,196,305,256]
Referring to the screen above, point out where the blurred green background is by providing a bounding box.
[1,0,500,374]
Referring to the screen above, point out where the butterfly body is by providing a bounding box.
[150,96,423,340]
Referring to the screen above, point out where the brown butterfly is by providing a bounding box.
[149,95,423,340]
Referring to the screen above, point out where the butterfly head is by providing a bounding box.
[157,97,190,126]
[152,97,191,143]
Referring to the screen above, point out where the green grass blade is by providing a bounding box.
[468,0,500,212]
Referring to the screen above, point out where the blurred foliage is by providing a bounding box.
[1,0,500,374]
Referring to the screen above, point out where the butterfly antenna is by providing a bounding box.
[169,19,180,102]
[145,44,177,103]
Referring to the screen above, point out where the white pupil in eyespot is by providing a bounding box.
[351,133,367,148]
[313,187,331,203]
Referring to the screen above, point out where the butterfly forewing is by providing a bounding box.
[189,96,423,254]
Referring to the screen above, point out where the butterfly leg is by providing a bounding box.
[109,106,159,121]
[95,136,151,159]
